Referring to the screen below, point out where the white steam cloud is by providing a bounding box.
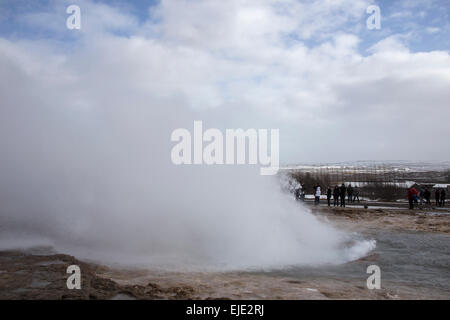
[0,36,375,270]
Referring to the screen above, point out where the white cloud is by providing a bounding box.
[1,0,449,164]
[426,26,441,34]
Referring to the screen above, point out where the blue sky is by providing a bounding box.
[362,0,450,52]
[1,0,449,53]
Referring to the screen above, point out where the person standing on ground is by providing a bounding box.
[295,187,301,201]
[424,188,431,205]
[326,186,332,207]
[347,184,353,203]
[312,184,317,204]
[435,189,440,206]
[340,183,347,207]
[315,185,321,205]
[419,186,424,205]
[300,184,306,201]
[413,185,419,205]
[408,186,419,210]
[353,186,360,203]
[333,185,340,207]
[441,189,446,207]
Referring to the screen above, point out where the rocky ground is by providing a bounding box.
[1,206,449,300]
[311,205,450,234]
[0,250,199,300]
[1,249,446,300]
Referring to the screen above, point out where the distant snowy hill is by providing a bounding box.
[282,161,450,172]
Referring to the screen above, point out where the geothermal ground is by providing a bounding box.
[1,205,449,300]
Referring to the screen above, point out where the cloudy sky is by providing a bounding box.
[1,0,449,164]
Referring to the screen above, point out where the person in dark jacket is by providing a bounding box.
[326,186,332,206]
[347,184,353,203]
[423,188,431,205]
[295,188,301,201]
[333,185,340,206]
[340,183,346,207]
[353,186,360,203]
[441,189,446,207]
[435,189,440,206]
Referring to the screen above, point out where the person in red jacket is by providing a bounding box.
[408,186,419,209]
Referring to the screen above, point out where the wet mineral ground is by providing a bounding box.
[1,206,449,300]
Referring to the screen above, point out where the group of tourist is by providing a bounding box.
[407,186,446,209]
[310,184,360,208]
[295,182,447,210]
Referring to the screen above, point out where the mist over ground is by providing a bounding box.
[0,49,375,268]
[0,31,375,269]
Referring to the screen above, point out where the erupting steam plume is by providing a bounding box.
[0,33,375,271]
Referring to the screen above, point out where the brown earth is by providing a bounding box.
[0,250,197,300]
[310,206,450,234]
[2,250,446,300]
